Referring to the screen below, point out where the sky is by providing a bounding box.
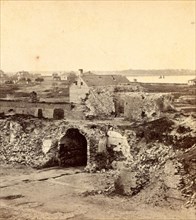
[0,0,195,72]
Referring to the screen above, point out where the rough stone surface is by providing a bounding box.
[85,87,115,118]
[0,113,195,207]
[124,92,174,121]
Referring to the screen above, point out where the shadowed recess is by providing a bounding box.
[59,128,87,167]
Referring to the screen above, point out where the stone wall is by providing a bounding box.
[123,92,174,121]
[0,117,134,169]
[69,79,90,103]
[84,87,115,119]
[0,100,71,119]
[0,117,104,167]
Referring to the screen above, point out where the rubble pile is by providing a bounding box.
[0,117,52,167]
[114,115,196,207]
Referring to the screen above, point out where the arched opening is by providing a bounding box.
[58,128,87,167]
[7,109,15,115]
[38,109,43,118]
[53,108,64,119]
[141,111,146,118]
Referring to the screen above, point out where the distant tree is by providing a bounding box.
[29,91,39,102]
[67,72,77,85]
[18,77,26,82]
[52,72,58,77]
[52,82,58,92]
[26,78,31,83]
[35,77,44,83]
[16,70,30,76]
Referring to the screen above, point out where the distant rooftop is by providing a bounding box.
[81,74,130,87]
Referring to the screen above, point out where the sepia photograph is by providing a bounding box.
[0,0,195,219]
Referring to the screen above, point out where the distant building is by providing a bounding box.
[188,78,196,86]
[52,73,61,81]
[67,72,78,85]
[69,72,130,103]
[15,71,31,80]
[12,71,33,84]
[61,73,68,81]
[53,72,69,81]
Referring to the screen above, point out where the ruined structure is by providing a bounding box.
[1,71,195,207]
[122,92,174,121]
[0,113,195,206]
[0,92,174,122]
[0,69,175,121]
[0,115,136,169]
[69,72,130,103]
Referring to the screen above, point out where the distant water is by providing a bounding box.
[127,75,195,84]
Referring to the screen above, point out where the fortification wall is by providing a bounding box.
[0,100,71,119]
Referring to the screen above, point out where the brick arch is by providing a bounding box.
[58,127,90,167]
[57,125,108,168]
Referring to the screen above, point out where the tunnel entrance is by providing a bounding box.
[58,128,87,167]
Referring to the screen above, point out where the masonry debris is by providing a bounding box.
[77,89,174,121]
[113,115,196,207]
[0,70,194,208]
[0,110,195,207]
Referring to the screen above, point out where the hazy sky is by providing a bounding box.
[0,0,195,72]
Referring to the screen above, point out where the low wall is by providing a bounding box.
[0,100,71,119]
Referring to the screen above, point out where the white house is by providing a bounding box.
[62,74,68,81]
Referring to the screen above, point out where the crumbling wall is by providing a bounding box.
[0,113,195,206]
[0,117,111,168]
[0,100,71,119]
[0,115,133,171]
[124,92,174,121]
[84,88,115,119]
[83,85,145,119]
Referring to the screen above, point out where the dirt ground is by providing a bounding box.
[0,165,195,220]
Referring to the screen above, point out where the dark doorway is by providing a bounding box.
[114,99,124,117]
[58,128,87,167]
[38,109,43,118]
[7,109,15,115]
[53,108,64,119]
